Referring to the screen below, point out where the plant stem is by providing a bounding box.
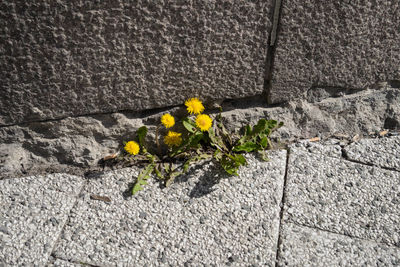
[155,125,161,156]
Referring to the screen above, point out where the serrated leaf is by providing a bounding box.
[136,126,148,147]
[246,125,252,136]
[260,136,269,148]
[154,165,164,179]
[231,154,247,166]
[132,163,154,195]
[164,162,170,173]
[259,150,270,161]
[220,156,239,176]
[182,118,197,133]
[219,153,247,176]
[183,153,212,172]
[208,127,228,152]
[252,119,268,136]
[165,171,183,187]
[214,149,222,161]
[188,132,204,148]
[266,119,278,129]
[238,125,252,145]
[233,142,259,152]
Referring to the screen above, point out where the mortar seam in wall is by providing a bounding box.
[264,0,283,104]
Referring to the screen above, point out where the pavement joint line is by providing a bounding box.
[51,256,99,267]
[288,221,400,250]
[46,177,90,265]
[274,149,290,267]
[340,146,400,173]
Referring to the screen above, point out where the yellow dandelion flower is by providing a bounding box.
[195,114,213,131]
[185,97,204,115]
[164,131,182,147]
[124,141,140,155]
[161,113,175,128]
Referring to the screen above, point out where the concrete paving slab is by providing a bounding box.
[344,136,400,171]
[289,139,342,159]
[283,149,400,247]
[0,174,85,266]
[278,223,400,266]
[53,151,286,266]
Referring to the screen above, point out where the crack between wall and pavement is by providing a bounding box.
[274,148,290,267]
[0,103,184,128]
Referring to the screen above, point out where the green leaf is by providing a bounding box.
[252,119,268,136]
[182,117,197,133]
[208,127,228,152]
[233,142,260,153]
[188,132,204,148]
[238,125,252,145]
[246,125,252,136]
[266,119,278,129]
[164,163,170,173]
[154,165,164,179]
[214,149,223,161]
[230,154,247,166]
[260,136,269,148]
[220,156,239,176]
[136,126,148,147]
[219,153,247,176]
[132,163,154,195]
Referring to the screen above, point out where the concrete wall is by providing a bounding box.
[0,0,273,125]
[1,0,399,126]
[269,0,400,103]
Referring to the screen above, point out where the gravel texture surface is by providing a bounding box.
[278,223,400,266]
[53,151,286,266]
[284,147,400,247]
[288,139,342,158]
[344,136,400,171]
[0,174,84,266]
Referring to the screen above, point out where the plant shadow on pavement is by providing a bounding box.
[174,160,231,199]
[122,159,231,200]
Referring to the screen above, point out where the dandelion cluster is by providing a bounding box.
[125,97,212,154]
[119,95,282,196]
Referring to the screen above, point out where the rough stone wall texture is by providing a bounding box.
[0,0,273,125]
[269,0,400,103]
